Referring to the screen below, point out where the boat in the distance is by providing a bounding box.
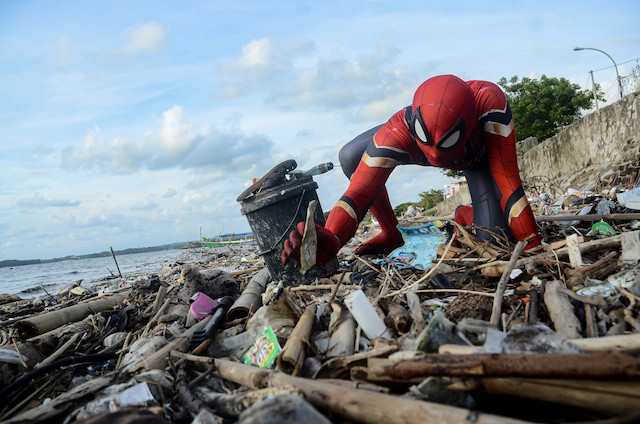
[202,232,253,248]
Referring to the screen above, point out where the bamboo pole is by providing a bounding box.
[110,247,123,279]
[490,240,525,326]
[227,268,270,321]
[173,353,530,424]
[277,303,316,375]
[14,293,128,338]
[440,333,640,355]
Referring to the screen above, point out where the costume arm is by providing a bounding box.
[477,83,541,248]
[325,112,414,246]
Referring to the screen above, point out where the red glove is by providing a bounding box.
[281,222,341,267]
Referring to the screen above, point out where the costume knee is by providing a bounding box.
[339,125,383,178]
[463,160,511,241]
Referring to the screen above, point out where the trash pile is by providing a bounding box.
[3,185,640,423]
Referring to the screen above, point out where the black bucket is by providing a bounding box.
[240,176,338,284]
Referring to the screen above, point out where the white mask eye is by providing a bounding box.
[438,130,461,149]
[414,120,428,144]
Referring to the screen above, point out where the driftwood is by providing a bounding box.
[26,319,99,343]
[175,366,214,418]
[383,303,412,334]
[544,280,582,339]
[451,222,505,259]
[34,333,81,369]
[586,304,599,338]
[4,376,112,423]
[476,233,625,273]
[405,289,425,335]
[571,333,640,353]
[277,303,316,375]
[14,293,128,338]
[384,303,412,334]
[557,286,606,307]
[440,333,640,354]
[174,353,530,424]
[536,213,640,222]
[150,285,168,316]
[314,345,398,380]
[141,298,171,337]
[490,240,526,326]
[227,268,270,321]
[528,289,540,323]
[367,353,640,383]
[566,233,584,268]
[480,378,640,414]
[126,315,212,373]
[327,302,356,358]
[195,385,305,419]
[564,251,619,288]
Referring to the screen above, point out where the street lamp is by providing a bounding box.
[574,47,623,99]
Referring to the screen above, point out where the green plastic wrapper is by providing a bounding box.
[586,220,616,237]
[244,326,282,368]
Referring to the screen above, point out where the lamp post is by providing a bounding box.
[574,47,623,99]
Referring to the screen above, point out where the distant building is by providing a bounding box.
[444,181,468,199]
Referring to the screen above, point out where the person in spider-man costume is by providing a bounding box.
[282,74,541,266]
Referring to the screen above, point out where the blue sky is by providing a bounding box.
[1,0,639,260]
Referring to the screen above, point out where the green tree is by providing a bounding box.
[441,168,465,179]
[392,189,444,217]
[498,75,604,142]
[416,189,444,210]
[393,202,413,216]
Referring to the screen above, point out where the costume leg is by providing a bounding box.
[338,125,403,254]
[463,158,512,242]
[339,125,383,178]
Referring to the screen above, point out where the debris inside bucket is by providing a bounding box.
[4,184,640,423]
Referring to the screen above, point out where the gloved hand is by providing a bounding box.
[281,222,341,267]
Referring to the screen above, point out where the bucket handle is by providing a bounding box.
[257,189,307,256]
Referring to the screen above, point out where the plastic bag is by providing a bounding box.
[385,223,447,270]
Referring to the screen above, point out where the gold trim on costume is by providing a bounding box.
[508,195,530,225]
[483,119,514,137]
[336,200,357,221]
[361,152,400,169]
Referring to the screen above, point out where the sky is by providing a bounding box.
[1,1,639,260]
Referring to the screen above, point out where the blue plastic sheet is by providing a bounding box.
[384,223,447,270]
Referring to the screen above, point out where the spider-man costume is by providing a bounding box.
[282,75,541,266]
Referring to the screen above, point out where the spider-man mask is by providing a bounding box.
[408,75,478,168]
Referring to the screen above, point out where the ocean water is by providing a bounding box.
[0,248,201,298]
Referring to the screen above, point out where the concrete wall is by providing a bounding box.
[520,92,640,184]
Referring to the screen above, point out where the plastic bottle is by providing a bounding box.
[344,289,391,340]
[290,162,334,177]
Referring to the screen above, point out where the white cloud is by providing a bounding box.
[130,199,157,210]
[53,35,76,66]
[17,194,80,208]
[120,22,168,57]
[61,105,275,174]
[219,38,315,97]
[219,37,417,122]
[162,188,177,198]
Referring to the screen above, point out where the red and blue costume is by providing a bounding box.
[283,75,541,265]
